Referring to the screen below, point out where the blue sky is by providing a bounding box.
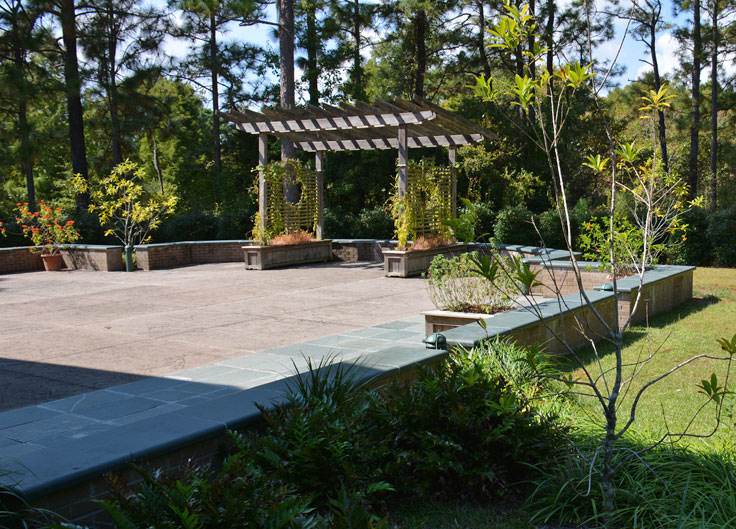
[158,0,707,106]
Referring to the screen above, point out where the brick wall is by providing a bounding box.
[135,241,250,270]
[0,247,43,273]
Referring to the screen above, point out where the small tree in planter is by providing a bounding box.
[72,160,178,271]
[15,200,80,270]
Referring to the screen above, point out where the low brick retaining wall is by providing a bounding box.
[437,264,695,354]
[0,245,123,273]
[135,240,252,270]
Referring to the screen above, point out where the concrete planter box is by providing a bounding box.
[424,309,502,336]
[243,240,333,270]
[382,244,469,278]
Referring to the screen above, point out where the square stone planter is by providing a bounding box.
[424,309,500,336]
[243,240,333,270]
[382,244,469,278]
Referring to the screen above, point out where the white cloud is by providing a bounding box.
[635,32,679,79]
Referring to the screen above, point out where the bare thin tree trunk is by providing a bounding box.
[689,0,701,199]
[18,100,35,211]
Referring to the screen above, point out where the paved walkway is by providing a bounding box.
[0,262,432,412]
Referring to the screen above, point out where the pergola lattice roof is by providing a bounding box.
[222,97,494,152]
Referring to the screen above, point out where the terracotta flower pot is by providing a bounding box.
[40,253,64,271]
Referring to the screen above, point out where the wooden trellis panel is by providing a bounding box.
[404,161,454,239]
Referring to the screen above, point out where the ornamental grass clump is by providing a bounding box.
[270,229,315,245]
[15,200,79,254]
[428,251,514,313]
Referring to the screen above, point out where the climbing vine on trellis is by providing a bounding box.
[389,160,454,248]
[252,159,319,242]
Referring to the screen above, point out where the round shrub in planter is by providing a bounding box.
[708,205,736,267]
[494,206,538,246]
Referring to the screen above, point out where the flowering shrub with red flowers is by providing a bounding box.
[15,201,79,255]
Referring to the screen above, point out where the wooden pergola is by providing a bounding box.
[222,97,494,239]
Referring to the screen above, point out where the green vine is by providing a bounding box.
[389,160,454,248]
[252,159,319,243]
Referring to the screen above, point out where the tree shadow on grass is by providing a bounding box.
[552,294,722,373]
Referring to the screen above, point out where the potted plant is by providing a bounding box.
[15,201,80,271]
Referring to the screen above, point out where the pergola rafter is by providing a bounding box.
[223,97,494,240]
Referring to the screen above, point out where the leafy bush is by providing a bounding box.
[469,201,496,242]
[252,359,390,508]
[156,210,220,241]
[708,205,736,267]
[356,206,394,239]
[666,207,713,266]
[324,207,359,239]
[369,342,562,501]
[427,251,513,313]
[493,206,538,246]
[578,214,648,273]
[537,208,566,249]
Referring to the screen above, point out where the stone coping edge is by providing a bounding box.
[5,349,448,501]
[441,264,694,349]
[0,244,123,252]
[135,240,252,249]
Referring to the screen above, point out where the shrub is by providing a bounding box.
[666,207,713,266]
[427,251,513,313]
[369,341,562,501]
[494,206,538,246]
[252,359,390,508]
[537,208,566,249]
[156,210,220,242]
[708,205,736,267]
[470,201,496,242]
[324,207,359,239]
[356,206,394,239]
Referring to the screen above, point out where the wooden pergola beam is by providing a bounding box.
[230,110,436,134]
[293,134,483,152]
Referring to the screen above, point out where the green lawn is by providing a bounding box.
[390,268,736,529]
[563,267,736,440]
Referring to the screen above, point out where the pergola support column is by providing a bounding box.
[448,145,457,217]
[315,151,325,239]
[397,124,408,198]
[258,133,268,242]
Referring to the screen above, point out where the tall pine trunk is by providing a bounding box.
[689,0,701,199]
[477,0,490,78]
[279,0,298,202]
[709,0,718,212]
[107,2,122,166]
[60,0,88,208]
[306,3,318,106]
[649,19,669,173]
[351,0,363,99]
[210,10,221,198]
[413,8,426,99]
